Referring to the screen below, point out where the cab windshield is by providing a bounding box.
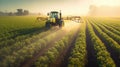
[50,12,59,18]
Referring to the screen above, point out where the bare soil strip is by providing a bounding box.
[91,23,120,67]
[85,22,98,67]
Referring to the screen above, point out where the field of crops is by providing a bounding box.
[0,16,120,67]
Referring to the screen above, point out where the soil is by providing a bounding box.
[85,22,98,67]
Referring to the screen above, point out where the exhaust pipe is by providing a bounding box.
[60,10,61,19]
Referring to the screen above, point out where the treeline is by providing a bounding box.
[0,9,29,16]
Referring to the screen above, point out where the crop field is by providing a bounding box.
[0,16,120,67]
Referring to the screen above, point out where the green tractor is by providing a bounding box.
[45,10,64,29]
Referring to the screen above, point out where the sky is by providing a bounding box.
[0,0,120,16]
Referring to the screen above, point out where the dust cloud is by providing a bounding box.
[88,5,120,17]
[21,20,81,67]
[62,20,81,32]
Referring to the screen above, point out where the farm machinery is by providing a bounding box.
[67,16,82,23]
[45,10,64,29]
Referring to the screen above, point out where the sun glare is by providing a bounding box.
[91,0,120,6]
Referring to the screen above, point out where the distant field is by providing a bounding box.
[0,16,45,33]
[0,16,120,67]
[0,16,45,44]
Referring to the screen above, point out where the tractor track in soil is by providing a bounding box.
[49,26,80,67]
[90,22,120,67]
[85,22,98,67]
[20,29,68,67]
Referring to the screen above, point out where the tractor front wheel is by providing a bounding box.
[45,22,51,29]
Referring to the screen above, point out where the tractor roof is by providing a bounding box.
[51,11,58,13]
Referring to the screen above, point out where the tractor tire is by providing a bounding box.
[62,21,64,26]
[59,21,64,28]
[45,22,51,29]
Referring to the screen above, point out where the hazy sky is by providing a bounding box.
[0,0,120,16]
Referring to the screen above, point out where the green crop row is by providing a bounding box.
[0,29,65,67]
[34,27,80,67]
[93,18,120,36]
[68,20,87,67]
[0,16,45,48]
[100,23,120,36]
[94,18,120,32]
[0,29,44,49]
[0,29,57,60]
[107,24,120,32]
[87,19,116,67]
[0,16,43,34]
[92,19,120,44]
[99,18,120,27]
[94,17,120,31]
[89,19,120,55]
[95,18,120,31]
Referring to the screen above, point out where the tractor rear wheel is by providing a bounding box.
[59,21,64,28]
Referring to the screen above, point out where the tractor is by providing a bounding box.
[45,10,64,29]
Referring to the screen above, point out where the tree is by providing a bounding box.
[16,9,23,15]
[23,10,29,15]
[8,12,13,16]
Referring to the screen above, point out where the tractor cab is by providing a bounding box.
[49,11,59,18]
[46,11,64,29]
[47,11,60,23]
